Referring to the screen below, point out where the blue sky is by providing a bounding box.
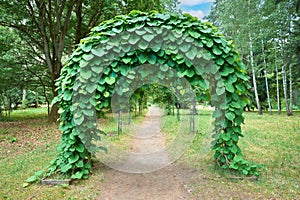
[179,0,215,19]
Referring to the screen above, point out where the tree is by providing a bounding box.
[0,26,26,116]
[0,0,180,121]
[208,0,300,114]
[207,0,263,114]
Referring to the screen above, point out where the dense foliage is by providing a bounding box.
[208,0,300,114]
[0,0,180,120]
[35,10,260,181]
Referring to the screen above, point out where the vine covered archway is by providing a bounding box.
[46,11,258,180]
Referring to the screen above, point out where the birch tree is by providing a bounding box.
[261,35,272,114]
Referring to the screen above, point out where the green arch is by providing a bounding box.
[49,11,259,179]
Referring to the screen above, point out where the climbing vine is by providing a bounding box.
[28,10,260,182]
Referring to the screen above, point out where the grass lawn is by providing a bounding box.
[0,108,299,199]
[161,109,300,199]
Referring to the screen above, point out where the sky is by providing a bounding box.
[179,0,215,19]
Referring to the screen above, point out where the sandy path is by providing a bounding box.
[97,106,193,200]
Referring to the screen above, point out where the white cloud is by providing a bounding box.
[183,10,205,19]
[179,0,214,6]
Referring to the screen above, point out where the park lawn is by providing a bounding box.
[162,109,300,199]
[0,108,299,199]
[0,108,146,200]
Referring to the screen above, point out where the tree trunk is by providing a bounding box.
[49,87,59,122]
[288,63,293,116]
[282,64,290,115]
[274,42,281,114]
[280,33,291,116]
[249,33,262,115]
[261,37,272,114]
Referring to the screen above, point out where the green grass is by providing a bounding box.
[0,108,148,199]
[0,108,299,199]
[1,107,48,121]
[161,109,300,199]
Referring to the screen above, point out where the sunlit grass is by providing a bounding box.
[0,108,147,199]
[1,107,299,199]
[1,107,48,121]
[161,109,300,199]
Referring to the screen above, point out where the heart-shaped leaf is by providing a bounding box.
[91,47,106,57]
[105,77,116,85]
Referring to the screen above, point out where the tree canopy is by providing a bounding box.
[0,0,180,120]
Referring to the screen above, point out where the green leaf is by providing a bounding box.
[91,66,103,74]
[26,175,37,183]
[234,116,244,125]
[212,109,223,118]
[229,145,238,154]
[206,39,214,48]
[231,101,241,109]
[148,54,157,64]
[138,54,147,64]
[76,143,85,153]
[233,156,242,162]
[221,133,231,141]
[212,45,222,55]
[224,81,234,93]
[121,44,131,52]
[230,163,239,170]
[112,26,123,33]
[79,60,89,68]
[68,154,79,164]
[122,57,132,64]
[158,71,165,79]
[186,46,197,60]
[138,40,149,50]
[216,58,224,66]
[129,34,140,45]
[91,47,106,57]
[160,65,168,72]
[71,171,83,179]
[97,85,105,92]
[63,90,72,101]
[82,42,93,52]
[203,52,211,60]
[216,86,225,95]
[105,77,116,85]
[232,134,239,142]
[188,29,201,38]
[86,83,97,94]
[235,83,245,92]
[242,169,249,175]
[82,109,94,116]
[76,160,84,168]
[213,37,223,44]
[136,29,147,35]
[82,54,94,61]
[120,65,131,76]
[220,67,234,76]
[177,70,185,78]
[225,112,235,121]
[200,27,212,34]
[34,170,44,177]
[74,115,84,125]
[179,43,191,53]
[185,69,195,77]
[142,34,155,42]
[103,91,110,97]
[81,69,92,79]
[226,57,235,65]
[198,79,209,90]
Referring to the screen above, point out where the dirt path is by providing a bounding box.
[97,106,195,200]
